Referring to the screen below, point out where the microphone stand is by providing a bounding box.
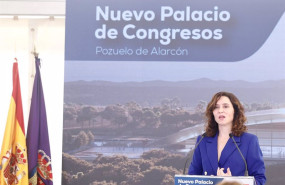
[229,133,248,176]
[183,133,206,175]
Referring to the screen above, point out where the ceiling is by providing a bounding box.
[0,0,65,16]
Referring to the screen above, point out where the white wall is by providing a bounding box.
[0,17,64,185]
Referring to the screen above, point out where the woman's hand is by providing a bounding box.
[217,167,232,176]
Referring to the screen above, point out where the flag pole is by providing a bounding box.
[31,46,39,59]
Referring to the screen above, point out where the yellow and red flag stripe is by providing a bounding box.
[0,62,29,185]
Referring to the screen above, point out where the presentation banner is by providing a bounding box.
[65,0,285,61]
[63,0,285,185]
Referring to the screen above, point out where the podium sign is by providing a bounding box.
[175,175,255,185]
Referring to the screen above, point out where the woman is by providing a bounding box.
[188,92,266,185]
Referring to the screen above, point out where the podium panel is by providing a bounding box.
[175,175,255,185]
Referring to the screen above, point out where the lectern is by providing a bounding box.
[175,175,255,185]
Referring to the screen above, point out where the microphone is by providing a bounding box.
[229,133,248,176]
[183,133,206,175]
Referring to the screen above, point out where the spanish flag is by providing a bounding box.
[0,62,29,185]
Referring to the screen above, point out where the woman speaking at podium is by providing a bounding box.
[188,92,266,185]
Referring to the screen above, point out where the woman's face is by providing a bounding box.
[213,96,235,127]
